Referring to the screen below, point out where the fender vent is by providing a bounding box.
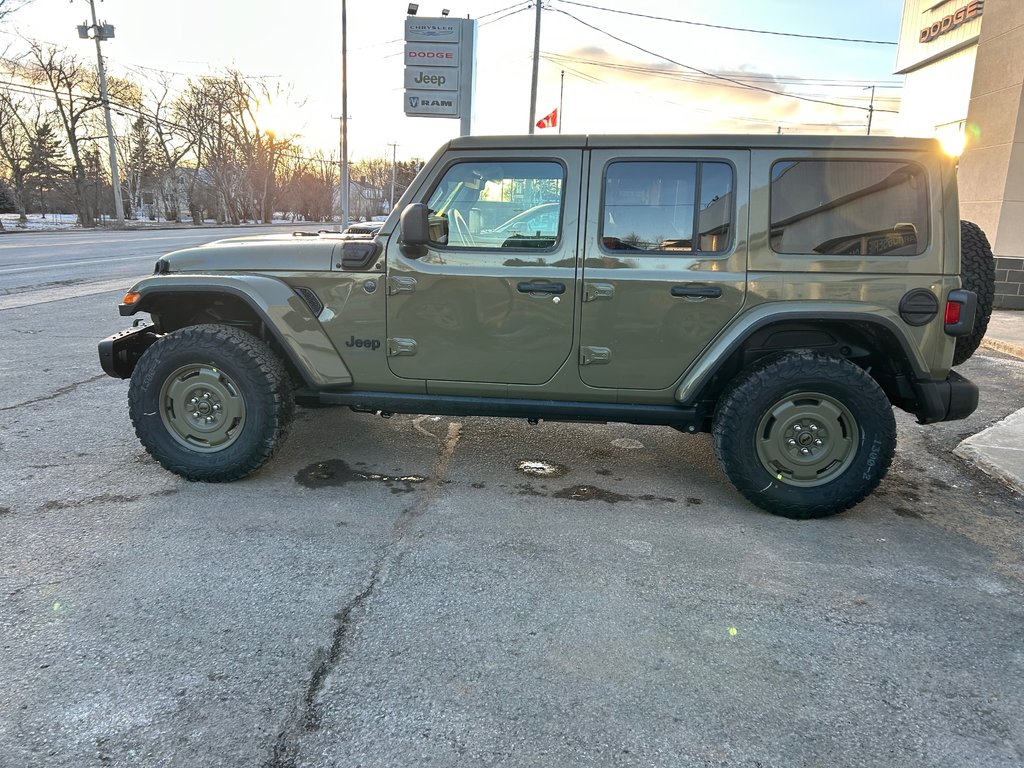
[294,286,324,317]
[899,289,939,327]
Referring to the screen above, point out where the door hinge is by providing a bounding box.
[387,275,418,295]
[583,282,615,302]
[580,346,611,365]
[387,337,418,357]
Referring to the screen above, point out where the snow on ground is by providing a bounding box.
[1,213,327,232]
[1,213,80,230]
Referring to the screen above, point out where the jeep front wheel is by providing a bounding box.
[712,353,896,519]
[129,324,295,481]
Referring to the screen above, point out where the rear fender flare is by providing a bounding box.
[675,303,929,405]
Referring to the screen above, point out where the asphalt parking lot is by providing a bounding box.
[2,287,1023,768]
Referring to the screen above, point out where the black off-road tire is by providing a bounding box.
[129,324,295,482]
[712,353,896,519]
[953,220,996,366]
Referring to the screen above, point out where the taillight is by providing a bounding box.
[944,300,961,325]
[943,289,976,337]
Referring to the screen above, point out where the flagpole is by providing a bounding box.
[559,70,564,135]
[528,0,542,134]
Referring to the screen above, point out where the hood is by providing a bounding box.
[158,233,340,273]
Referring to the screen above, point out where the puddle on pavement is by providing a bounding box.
[0,506,10,515]
[296,459,426,493]
[552,485,633,504]
[516,460,569,478]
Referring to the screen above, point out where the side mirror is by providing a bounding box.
[400,203,430,258]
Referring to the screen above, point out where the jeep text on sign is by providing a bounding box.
[405,90,459,116]
[404,66,459,91]
[404,43,459,68]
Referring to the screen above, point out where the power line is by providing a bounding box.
[541,51,903,89]
[556,63,870,130]
[552,8,899,114]
[555,0,898,45]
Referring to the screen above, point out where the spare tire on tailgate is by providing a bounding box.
[953,220,996,366]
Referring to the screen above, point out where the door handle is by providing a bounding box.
[671,285,722,299]
[517,281,566,295]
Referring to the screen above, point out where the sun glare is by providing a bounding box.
[253,99,302,138]
[936,121,966,157]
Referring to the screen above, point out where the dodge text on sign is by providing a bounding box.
[404,43,459,68]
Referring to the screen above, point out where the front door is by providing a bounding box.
[386,150,582,385]
[579,149,749,390]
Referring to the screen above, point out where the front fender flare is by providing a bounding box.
[121,274,352,388]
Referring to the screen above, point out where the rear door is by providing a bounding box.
[386,150,582,385]
[579,149,749,390]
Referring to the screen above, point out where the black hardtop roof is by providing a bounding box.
[445,133,939,152]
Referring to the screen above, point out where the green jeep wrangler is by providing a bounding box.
[99,135,993,519]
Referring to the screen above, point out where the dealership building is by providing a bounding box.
[895,0,1024,308]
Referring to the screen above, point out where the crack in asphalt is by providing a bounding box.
[264,421,463,768]
[0,374,107,411]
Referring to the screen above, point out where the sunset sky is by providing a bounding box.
[5,0,908,162]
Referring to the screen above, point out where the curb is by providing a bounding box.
[954,407,1024,495]
[981,338,1024,361]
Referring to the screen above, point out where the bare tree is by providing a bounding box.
[279,151,335,222]
[145,75,194,221]
[0,0,32,23]
[0,88,35,224]
[20,43,136,226]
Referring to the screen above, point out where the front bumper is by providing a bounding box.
[98,324,162,379]
[913,370,979,424]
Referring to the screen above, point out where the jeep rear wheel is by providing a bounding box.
[129,324,295,482]
[713,353,896,519]
[954,220,996,366]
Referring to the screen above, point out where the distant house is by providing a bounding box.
[334,179,388,222]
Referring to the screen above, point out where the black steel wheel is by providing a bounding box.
[954,220,996,366]
[129,324,295,481]
[713,353,896,519]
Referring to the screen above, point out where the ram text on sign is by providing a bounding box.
[404,43,459,68]
[404,66,458,91]
[404,19,461,43]
[405,90,459,116]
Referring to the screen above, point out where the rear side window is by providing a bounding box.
[424,161,564,250]
[601,161,734,254]
[770,160,928,256]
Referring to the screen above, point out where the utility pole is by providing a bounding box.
[340,0,350,229]
[528,0,541,134]
[388,142,398,211]
[78,0,124,227]
[865,85,876,136]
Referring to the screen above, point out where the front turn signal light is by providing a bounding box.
[122,291,141,305]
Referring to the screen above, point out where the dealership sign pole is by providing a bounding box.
[404,16,476,136]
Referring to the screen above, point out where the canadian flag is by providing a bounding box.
[536,108,558,130]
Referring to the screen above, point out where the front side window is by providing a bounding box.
[770,160,928,256]
[601,161,734,254]
[425,161,564,250]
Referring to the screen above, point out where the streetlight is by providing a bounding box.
[76,0,124,227]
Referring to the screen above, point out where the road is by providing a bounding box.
[0,223,324,297]
[1,230,1022,768]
